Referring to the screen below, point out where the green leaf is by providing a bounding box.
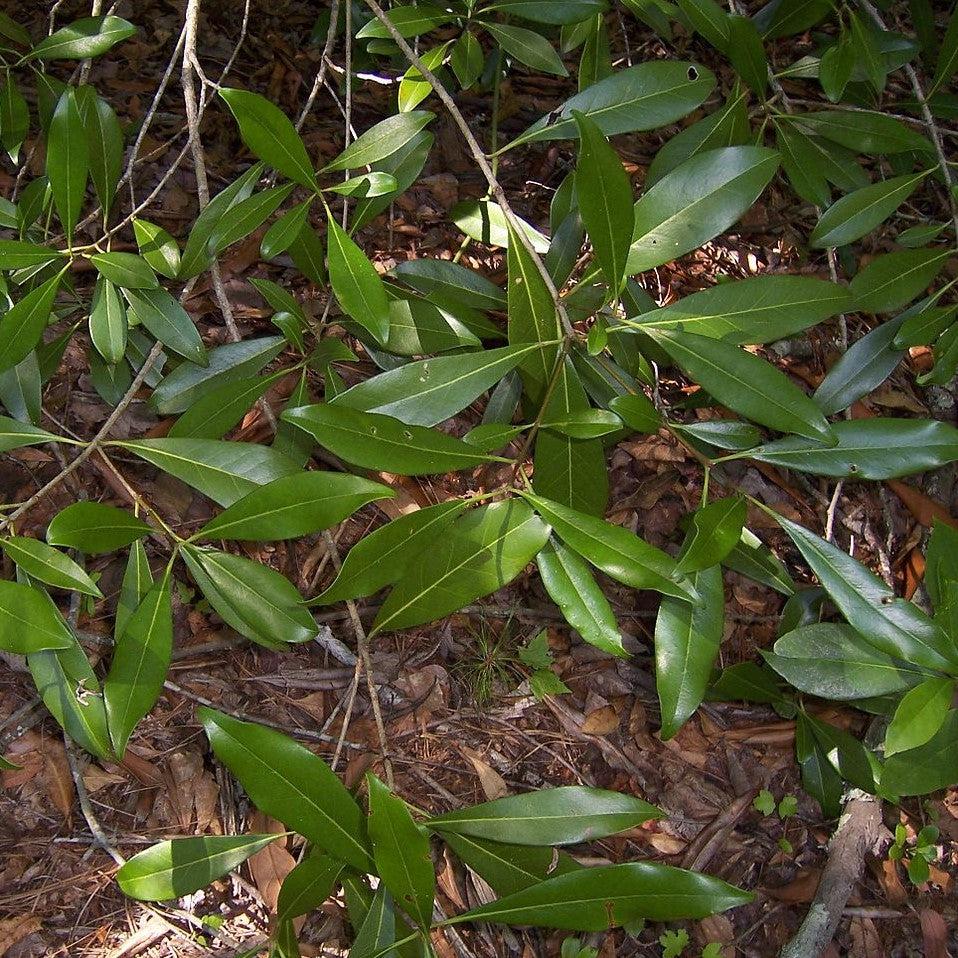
[0,77,29,161]
[276,853,343,923]
[116,540,152,640]
[849,249,950,314]
[484,0,607,24]
[677,497,747,574]
[194,472,391,542]
[626,275,850,344]
[881,710,958,796]
[2,537,102,596]
[542,408,623,438]
[117,834,280,901]
[708,661,792,707]
[537,537,625,657]
[779,517,955,672]
[727,15,767,96]
[261,200,310,259]
[358,6,457,38]
[810,171,928,249]
[31,15,134,60]
[608,393,661,433]
[0,416,59,453]
[813,317,905,416]
[429,785,660,846]
[314,501,467,605]
[325,172,398,198]
[104,571,172,757]
[0,240,62,270]
[655,564,724,739]
[819,33,855,102]
[754,0,833,37]
[776,122,831,206]
[349,887,396,958]
[169,373,282,440]
[90,252,158,290]
[676,0,730,51]
[117,437,300,508]
[0,273,62,374]
[932,4,958,92]
[626,147,779,273]
[926,521,958,610]
[78,89,123,218]
[281,404,500,475]
[372,500,550,635]
[124,287,206,365]
[181,546,317,647]
[765,623,924,700]
[208,185,294,254]
[674,420,762,452]
[200,708,375,872]
[484,22,567,76]
[749,418,958,480]
[650,328,834,443]
[219,88,316,190]
[572,110,632,292]
[328,114,438,174]
[152,337,284,415]
[47,89,88,238]
[521,492,698,602]
[89,277,127,364]
[443,862,751,930]
[28,622,112,759]
[795,714,843,816]
[327,216,390,344]
[884,677,954,757]
[332,344,540,427]
[806,715,880,794]
[391,260,506,310]
[452,198,550,252]
[451,30,485,88]
[784,111,934,155]
[505,61,715,149]
[132,218,181,279]
[0,580,73,653]
[46,502,150,555]
[367,774,435,928]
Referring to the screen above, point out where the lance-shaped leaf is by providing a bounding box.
[133,218,181,278]
[0,580,74,653]
[327,216,390,344]
[30,15,136,60]
[281,404,502,475]
[367,774,435,928]
[124,287,206,365]
[453,198,550,251]
[372,500,550,635]
[46,502,150,555]
[765,623,925,700]
[677,497,746,574]
[333,343,540,427]
[881,710,958,797]
[676,0,730,51]
[90,251,158,290]
[429,785,660,845]
[884,677,954,757]
[116,541,152,640]
[117,834,280,901]
[0,77,29,161]
[47,89,88,237]
[1,537,102,596]
[655,564,724,740]
[182,545,317,647]
[104,571,172,757]
[323,112,435,171]
[0,273,62,374]
[0,240,63,270]
[442,862,751,930]
[209,184,294,254]
[779,517,956,672]
[169,373,282,440]
[391,259,506,310]
[195,472,392,541]
[523,492,697,602]
[277,853,343,923]
[117,438,300,508]
[849,248,950,315]
[485,22,568,75]
[537,537,625,658]
[627,275,850,344]
[219,88,316,190]
[314,501,467,605]
[728,14,767,95]
[626,146,779,274]
[78,89,123,217]
[200,708,375,872]
[650,328,834,443]
[572,110,632,292]
[748,418,958,480]
[89,277,127,364]
[810,171,929,249]
[0,416,60,453]
[505,61,715,148]
[785,110,934,155]
[349,886,396,958]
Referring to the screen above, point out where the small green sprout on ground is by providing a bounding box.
[561,938,598,958]
[660,928,691,957]
[519,628,571,700]
[889,824,940,885]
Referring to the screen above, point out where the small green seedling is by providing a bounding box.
[889,823,939,885]
[660,928,691,958]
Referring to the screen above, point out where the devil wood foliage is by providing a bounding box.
[1,0,958,953]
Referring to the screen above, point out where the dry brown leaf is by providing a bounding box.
[0,915,41,955]
[768,868,821,902]
[878,857,908,905]
[581,705,619,736]
[42,740,75,822]
[248,813,295,912]
[919,908,949,958]
[460,746,509,801]
[887,479,958,529]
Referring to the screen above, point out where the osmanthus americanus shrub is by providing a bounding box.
[0,0,957,949]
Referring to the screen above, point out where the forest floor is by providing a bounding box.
[0,2,956,957]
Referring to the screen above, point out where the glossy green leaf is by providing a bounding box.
[677,497,746,574]
[261,201,310,259]
[200,708,375,872]
[281,404,501,475]
[182,546,317,647]
[626,147,779,274]
[522,492,698,602]
[608,392,661,432]
[78,90,123,218]
[367,774,435,928]
[926,521,958,610]
[168,372,282,440]
[749,418,958,480]
[117,834,279,901]
[537,537,625,657]
[209,185,294,254]
[656,564,724,739]
[358,5,457,38]
[0,272,62,374]
[485,22,567,76]
[932,3,958,92]
[785,111,933,155]
[325,172,398,198]
[674,419,761,452]
[0,77,28,161]
[104,571,172,757]
[721,527,795,594]
[90,252,158,290]
[372,500,550,634]
[2,537,101,596]
[542,408,623,438]
[627,275,850,344]
[819,34,855,103]
[47,89,88,237]
[117,437,300,507]
[31,16,136,60]
[849,249,949,314]
[219,88,316,190]
[651,328,834,442]
[349,887,396,958]
[195,472,391,541]
[0,416,59,453]
[776,121,831,206]
[276,853,343,923]
[779,517,955,672]
[881,710,958,796]
[89,277,127,364]
[795,714,843,816]
[505,61,715,149]
[485,0,607,24]
[46,502,150,555]
[0,580,73,653]
[124,287,206,365]
[0,240,62,271]
[452,198,550,252]
[327,216,390,344]
[391,259,505,310]
[884,677,954,757]
[132,218,181,279]
[727,15,767,96]
[116,540,152,640]
[443,862,751,930]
